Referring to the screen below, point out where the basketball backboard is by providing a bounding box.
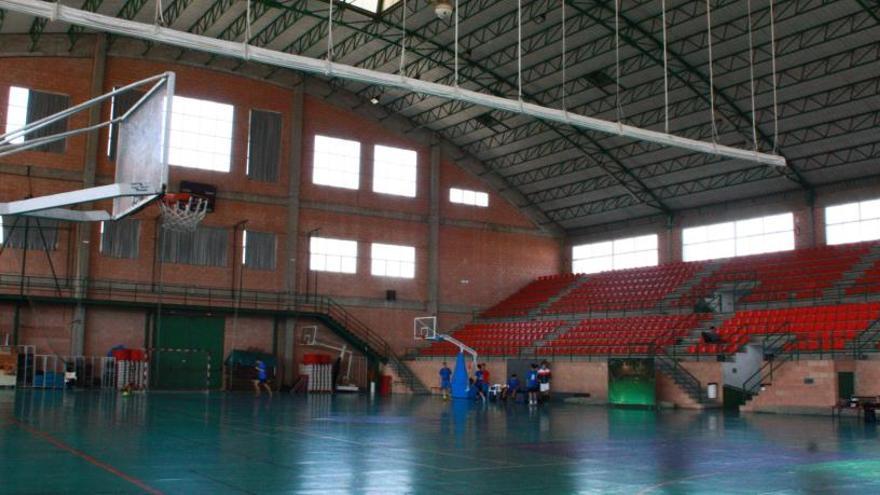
[113,74,173,218]
[0,73,174,222]
[413,317,437,341]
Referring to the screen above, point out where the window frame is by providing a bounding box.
[370,242,416,279]
[825,199,880,246]
[167,95,235,173]
[372,144,417,198]
[449,187,489,207]
[312,135,361,190]
[309,236,358,274]
[682,212,794,262]
[571,234,658,274]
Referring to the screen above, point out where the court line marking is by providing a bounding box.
[634,472,720,494]
[9,417,164,495]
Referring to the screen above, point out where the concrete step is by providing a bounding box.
[825,244,880,297]
[659,262,722,309]
[529,276,589,317]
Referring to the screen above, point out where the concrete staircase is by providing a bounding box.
[825,243,880,298]
[524,320,582,355]
[655,353,709,406]
[659,262,721,309]
[388,354,431,394]
[528,276,589,317]
[677,312,732,351]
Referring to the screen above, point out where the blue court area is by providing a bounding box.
[3,391,880,494]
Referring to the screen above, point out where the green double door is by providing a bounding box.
[153,315,225,390]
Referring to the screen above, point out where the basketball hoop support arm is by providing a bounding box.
[0,183,159,221]
[0,72,173,222]
[437,334,478,369]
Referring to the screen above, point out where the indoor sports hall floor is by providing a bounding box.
[2,391,880,494]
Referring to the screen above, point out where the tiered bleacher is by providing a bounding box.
[418,242,880,359]
[539,314,710,356]
[419,321,563,356]
[681,243,869,306]
[689,303,880,354]
[481,274,580,318]
[848,258,880,296]
[544,263,703,314]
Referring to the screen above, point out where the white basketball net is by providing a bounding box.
[158,195,208,232]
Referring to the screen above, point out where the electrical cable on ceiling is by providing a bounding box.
[244,0,252,58]
[705,0,718,143]
[746,0,758,151]
[561,0,567,112]
[769,0,780,153]
[454,0,459,87]
[327,0,334,61]
[154,0,166,26]
[399,0,406,74]
[614,0,622,124]
[661,0,669,133]
[517,0,522,101]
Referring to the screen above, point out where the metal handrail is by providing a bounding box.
[655,346,702,391]
[740,323,794,395]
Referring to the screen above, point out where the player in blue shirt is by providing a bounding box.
[505,373,520,401]
[527,363,539,405]
[253,360,272,397]
[439,362,452,400]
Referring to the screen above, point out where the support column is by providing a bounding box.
[286,79,305,296]
[283,318,297,386]
[282,79,305,386]
[428,136,440,317]
[70,34,107,356]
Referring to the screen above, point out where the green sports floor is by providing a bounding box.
[3,391,880,494]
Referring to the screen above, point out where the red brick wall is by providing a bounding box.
[1,54,559,360]
[83,308,145,355]
[741,360,839,413]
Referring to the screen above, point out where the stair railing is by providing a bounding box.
[654,346,703,399]
[851,314,880,358]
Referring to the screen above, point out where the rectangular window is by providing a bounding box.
[373,145,417,197]
[826,199,880,245]
[0,216,59,250]
[572,234,657,274]
[107,88,144,161]
[371,243,415,278]
[246,110,282,182]
[4,86,70,152]
[310,236,357,273]
[168,96,234,172]
[449,187,489,207]
[682,213,794,262]
[242,230,276,270]
[313,135,360,189]
[160,226,228,266]
[100,219,140,259]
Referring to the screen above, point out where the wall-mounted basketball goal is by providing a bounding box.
[0,72,202,228]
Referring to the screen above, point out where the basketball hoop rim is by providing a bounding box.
[160,192,206,205]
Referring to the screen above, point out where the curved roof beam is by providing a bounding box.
[259,0,673,216]
[569,0,812,193]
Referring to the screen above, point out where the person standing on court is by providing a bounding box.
[537,361,552,402]
[527,363,539,405]
[439,361,452,400]
[481,363,491,396]
[253,359,273,397]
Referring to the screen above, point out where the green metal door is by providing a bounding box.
[838,372,855,400]
[153,315,225,390]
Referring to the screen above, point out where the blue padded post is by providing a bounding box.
[451,351,470,399]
